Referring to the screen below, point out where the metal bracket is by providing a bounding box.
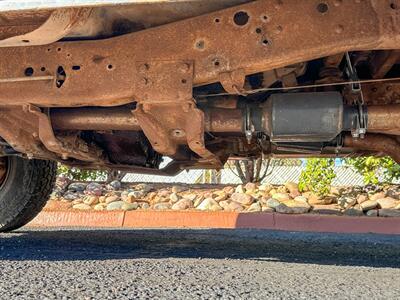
[345,52,367,138]
[27,104,102,162]
[133,60,221,166]
[219,69,246,95]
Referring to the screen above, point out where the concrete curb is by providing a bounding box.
[28,210,400,234]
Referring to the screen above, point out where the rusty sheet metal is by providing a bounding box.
[0,0,399,107]
[361,82,400,105]
[0,8,92,47]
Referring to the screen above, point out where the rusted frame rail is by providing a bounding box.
[0,0,399,168]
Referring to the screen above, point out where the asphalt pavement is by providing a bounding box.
[0,228,399,299]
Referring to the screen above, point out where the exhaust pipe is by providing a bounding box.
[51,93,400,139]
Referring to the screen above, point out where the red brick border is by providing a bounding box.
[28,211,400,235]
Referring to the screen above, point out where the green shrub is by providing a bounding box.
[57,164,107,181]
[298,158,336,196]
[344,157,400,185]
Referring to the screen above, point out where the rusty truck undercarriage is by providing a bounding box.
[1,0,400,176]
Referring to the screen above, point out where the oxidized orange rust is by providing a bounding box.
[368,105,400,135]
[52,107,243,133]
[344,134,400,164]
[0,0,399,106]
[0,0,399,170]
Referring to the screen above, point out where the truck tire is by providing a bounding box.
[0,156,57,232]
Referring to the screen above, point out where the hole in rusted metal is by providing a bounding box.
[181,79,187,84]
[22,40,29,43]
[72,65,81,71]
[214,18,220,23]
[56,66,66,88]
[195,40,205,50]
[214,60,220,67]
[390,2,398,9]
[255,28,262,34]
[57,47,62,52]
[24,67,34,76]
[40,67,46,72]
[107,64,113,70]
[233,11,249,26]
[262,39,270,46]
[317,3,329,13]
[262,15,268,21]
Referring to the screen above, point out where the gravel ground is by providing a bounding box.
[0,228,399,299]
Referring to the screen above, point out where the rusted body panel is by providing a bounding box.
[0,0,399,107]
[0,0,399,173]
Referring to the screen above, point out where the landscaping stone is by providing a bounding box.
[369,192,386,201]
[356,194,368,204]
[386,188,400,200]
[258,183,273,192]
[72,203,91,210]
[121,202,139,211]
[294,196,308,204]
[247,202,262,212]
[306,193,335,205]
[230,193,254,206]
[366,209,378,217]
[83,195,99,206]
[261,206,274,212]
[271,193,290,202]
[105,195,120,204]
[343,205,364,216]
[107,180,121,190]
[63,192,79,201]
[183,193,197,201]
[94,203,107,211]
[244,182,257,192]
[338,196,357,209]
[171,185,188,193]
[311,204,341,215]
[171,199,193,210]
[235,185,245,194]
[85,182,103,196]
[220,200,244,212]
[213,191,227,202]
[153,203,171,210]
[169,193,180,203]
[47,179,400,218]
[68,182,87,192]
[141,202,150,209]
[266,198,280,209]
[106,201,124,211]
[360,200,378,211]
[377,197,397,209]
[275,202,309,214]
[196,198,222,211]
[378,209,400,217]
[285,182,300,197]
[136,183,154,193]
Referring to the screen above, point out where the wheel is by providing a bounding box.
[0,156,57,232]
